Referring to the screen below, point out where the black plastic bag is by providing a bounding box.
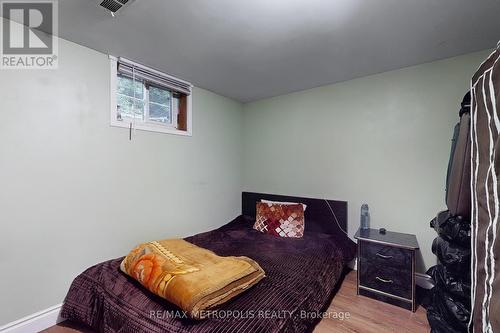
[427,309,463,333]
[427,265,471,302]
[427,286,470,333]
[427,308,465,333]
[417,284,433,309]
[432,237,471,277]
[430,210,470,246]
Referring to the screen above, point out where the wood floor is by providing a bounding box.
[43,271,430,333]
[313,271,430,333]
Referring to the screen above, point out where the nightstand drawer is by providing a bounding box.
[359,261,412,299]
[359,241,412,269]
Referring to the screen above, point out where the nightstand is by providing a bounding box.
[354,228,419,311]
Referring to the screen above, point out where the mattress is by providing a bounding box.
[60,215,356,333]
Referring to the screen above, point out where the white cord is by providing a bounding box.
[325,199,348,235]
[131,66,137,140]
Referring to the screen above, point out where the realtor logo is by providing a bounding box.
[1,0,58,69]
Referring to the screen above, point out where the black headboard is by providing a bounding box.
[242,192,348,235]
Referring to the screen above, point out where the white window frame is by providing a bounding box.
[109,56,192,136]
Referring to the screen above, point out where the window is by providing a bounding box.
[110,57,192,136]
[116,75,175,125]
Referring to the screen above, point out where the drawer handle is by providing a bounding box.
[376,253,393,259]
[375,276,393,284]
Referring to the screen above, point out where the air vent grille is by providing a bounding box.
[100,0,122,13]
[99,0,134,14]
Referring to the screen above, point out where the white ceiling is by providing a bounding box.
[27,0,500,102]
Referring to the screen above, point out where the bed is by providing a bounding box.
[60,192,356,333]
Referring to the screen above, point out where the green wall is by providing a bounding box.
[0,36,243,325]
[242,50,491,272]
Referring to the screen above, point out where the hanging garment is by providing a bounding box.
[447,93,472,219]
[470,45,500,333]
[427,93,473,333]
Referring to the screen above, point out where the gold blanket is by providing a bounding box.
[120,239,265,319]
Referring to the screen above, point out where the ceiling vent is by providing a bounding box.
[99,0,134,16]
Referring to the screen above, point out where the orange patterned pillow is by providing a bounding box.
[253,202,305,238]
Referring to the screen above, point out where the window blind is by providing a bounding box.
[117,58,192,95]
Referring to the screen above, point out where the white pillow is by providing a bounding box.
[261,199,307,211]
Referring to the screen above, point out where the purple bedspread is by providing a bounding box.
[61,215,356,333]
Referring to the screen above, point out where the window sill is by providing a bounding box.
[110,120,192,137]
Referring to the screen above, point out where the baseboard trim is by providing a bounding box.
[415,272,430,278]
[0,304,63,333]
[415,272,434,289]
[348,258,357,270]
